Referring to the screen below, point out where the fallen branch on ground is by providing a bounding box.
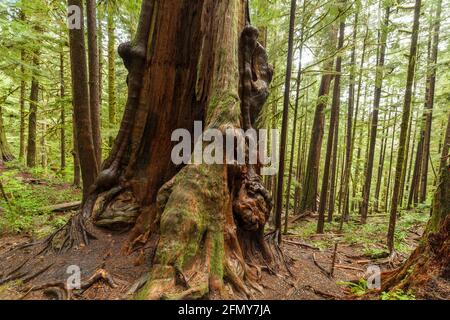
[40,201,81,212]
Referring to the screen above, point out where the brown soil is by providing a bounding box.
[0,222,408,300]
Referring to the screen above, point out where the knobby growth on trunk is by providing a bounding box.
[2,0,281,300]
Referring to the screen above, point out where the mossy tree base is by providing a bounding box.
[382,166,450,299]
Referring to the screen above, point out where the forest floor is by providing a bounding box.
[0,162,427,300]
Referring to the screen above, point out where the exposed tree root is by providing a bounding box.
[20,269,117,300]
[0,2,283,301]
[312,252,332,278]
[381,215,450,299]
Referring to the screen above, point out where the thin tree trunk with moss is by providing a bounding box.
[68,0,99,197]
[419,0,442,203]
[384,106,397,212]
[327,98,340,221]
[86,0,102,167]
[107,3,116,148]
[399,93,415,208]
[0,105,14,163]
[98,4,104,111]
[374,107,389,212]
[318,17,345,233]
[359,6,390,223]
[19,19,26,161]
[72,110,81,187]
[60,46,66,172]
[404,111,418,205]
[27,51,39,168]
[299,27,337,214]
[339,12,358,221]
[275,0,296,242]
[387,0,421,253]
[281,0,301,236]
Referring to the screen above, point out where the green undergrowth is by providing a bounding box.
[337,279,416,300]
[0,161,81,237]
[290,206,429,256]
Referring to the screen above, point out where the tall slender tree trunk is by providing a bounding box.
[299,27,337,214]
[419,0,442,203]
[404,111,418,205]
[328,98,340,220]
[72,110,81,187]
[19,38,26,161]
[399,91,415,207]
[67,0,99,197]
[374,107,389,212]
[27,51,39,168]
[275,0,296,242]
[318,16,345,233]
[339,12,358,221]
[284,0,305,235]
[387,0,421,253]
[359,6,390,223]
[98,4,104,111]
[107,3,116,148]
[86,0,102,167]
[409,125,424,208]
[0,106,14,163]
[60,46,66,172]
[384,106,397,212]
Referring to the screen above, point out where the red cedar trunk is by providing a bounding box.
[67,0,99,197]
[387,0,421,253]
[86,0,102,167]
[359,6,390,223]
[6,0,274,301]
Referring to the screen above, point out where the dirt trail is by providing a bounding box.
[0,228,401,300]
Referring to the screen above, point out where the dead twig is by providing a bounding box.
[283,239,320,250]
[312,253,331,278]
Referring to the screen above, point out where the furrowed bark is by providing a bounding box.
[86,0,102,167]
[67,0,99,197]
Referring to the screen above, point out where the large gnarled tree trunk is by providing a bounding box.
[60,0,274,299]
